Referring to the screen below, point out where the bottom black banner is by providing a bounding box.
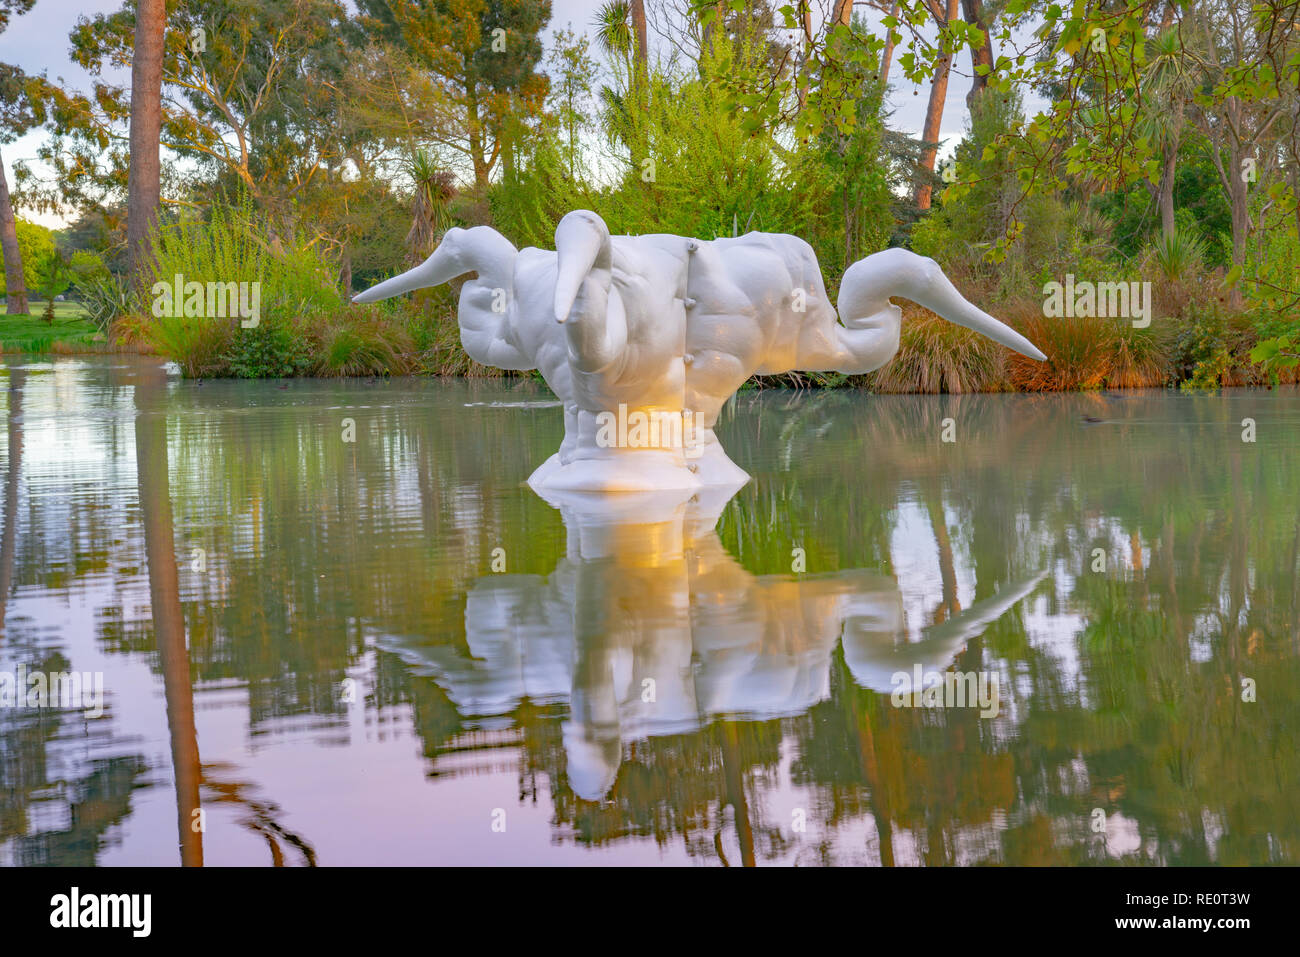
[3,865,1283,943]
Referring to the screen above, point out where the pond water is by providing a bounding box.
[1,355,1296,866]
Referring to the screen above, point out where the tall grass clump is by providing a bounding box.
[1006,309,1172,390]
[1149,229,1206,282]
[1108,322,1175,388]
[867,305,1009,394]
[313,311,412,377]
[132,198,344,377]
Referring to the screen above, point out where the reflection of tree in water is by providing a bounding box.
[6,359,1300,864]
[200,762,317,866]
[3,753,147,867]
[0,644,146,867]
[383,389,1300,864]
[397,666,792,864]
[1,366,148,867]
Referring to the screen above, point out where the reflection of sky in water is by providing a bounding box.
[2,357,1298,866]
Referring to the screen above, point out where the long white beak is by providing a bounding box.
[352,229,467,304]
[842,249,1048,361]
[553,213,609,324]
[922,570,1049,647]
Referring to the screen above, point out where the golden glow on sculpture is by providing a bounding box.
[354,210,1047,492]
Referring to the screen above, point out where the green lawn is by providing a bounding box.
[0,302,103,353]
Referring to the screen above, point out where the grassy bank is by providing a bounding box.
[77,204,1297,392]
[0,304,114,354]
[100,293,1297,392]
[845,299,1299,393]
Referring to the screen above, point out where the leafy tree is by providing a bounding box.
[35,243,70,322]
[0,217,54,297]
[355,0,551,192]
[547,26,599,182]
[0,0,37,314]
[25,0,352,222]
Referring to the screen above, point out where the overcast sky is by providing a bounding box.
[1,0,988,228]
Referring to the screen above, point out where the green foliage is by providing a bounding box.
[490,112,593,250]
[1244,221,1300,325]
[144,199,342,319]
[77,269,130,334]
[1249,335,1300,376]
[140,198,343,377]
[68,247,108,288]
[1149,228,1206,282]
[145,315,236,379]
[314,314,409,377]
[0,217,54,294]
[224,315,314,378]
[34,243,71,309]
[1094,144,1232,265]
[488,26,600,249]
[919,91,1114,300]
[492,18,894,291]
[1169,300,1263,391]
[598,40,794,241]
[803,23,894,275]
[353,0,550,192]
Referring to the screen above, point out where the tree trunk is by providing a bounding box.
[914,0,959,211]
[961,0,993,110]
[0,149,27,315]
[880,2,900,83]
[134,362,204,867]
[720,722,756,867]
[1228,144,1249,308]
[467,89,489,192]
[631,0,648,72]
[1220,92,1250,310]
[832,0,853,25]
[1159,140,1178,241]
[126,0,167,293]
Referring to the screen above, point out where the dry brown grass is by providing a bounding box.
[109,313,161,354]
[1004,304,1172,391]
[866,304,1010,394]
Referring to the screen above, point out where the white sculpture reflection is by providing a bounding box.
[379,485,1045,801]
[354,211,1047,492]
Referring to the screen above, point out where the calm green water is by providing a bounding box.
[1,355,1296,866]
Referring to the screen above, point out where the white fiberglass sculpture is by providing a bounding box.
[354,211,1047,492]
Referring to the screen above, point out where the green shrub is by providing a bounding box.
[1150,229,1207,282]
[1169,300,1265,389]
[79,271,131,334]
[138,198,344,376]
[224,315,314,378]
[147,315,236,378]
[0,219,58,297]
